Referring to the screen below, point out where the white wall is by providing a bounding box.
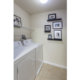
[30,10,67,67]
[14,3,31,40]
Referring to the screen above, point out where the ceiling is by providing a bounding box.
[14,0,67,14]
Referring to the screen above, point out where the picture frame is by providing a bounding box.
[52,21,63,29]
[44,25,51,32]
[54,30,62,40]
[48,13,56,20]
[48,34,52,39]
[14,15,22,28]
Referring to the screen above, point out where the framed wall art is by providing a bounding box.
[48,13,56,20]
[48,34,52,39]
[14,15,22,28]
[54,30,62,40]
[44,25,51,32]
[52,21,63,29]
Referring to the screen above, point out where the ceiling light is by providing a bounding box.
[40,0,48,4]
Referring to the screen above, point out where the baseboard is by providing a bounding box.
[44,61,67,69]
[36,61,43,75]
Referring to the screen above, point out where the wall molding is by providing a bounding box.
[43,61,67,69]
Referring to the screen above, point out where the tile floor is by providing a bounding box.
[35,63,67,80]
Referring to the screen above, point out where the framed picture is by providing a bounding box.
[14,15,22,28]
[44,25,51,32]
[54,30,62,40]
[48,34,52,39]
[48,13,56,20]
[52,21,63,29]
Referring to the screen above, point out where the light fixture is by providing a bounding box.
[40,0,48,4]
